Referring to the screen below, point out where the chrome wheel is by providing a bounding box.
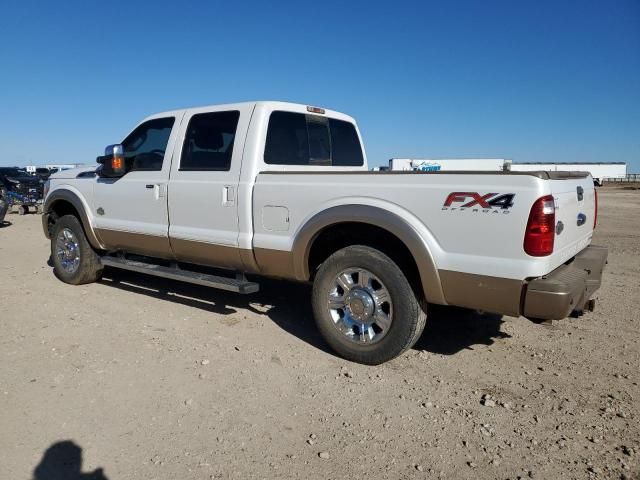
[56,227,81,274]
[327,268,393,344]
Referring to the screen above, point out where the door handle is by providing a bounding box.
[146,184,166,199]
[222,186,235,206]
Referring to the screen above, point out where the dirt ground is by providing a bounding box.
[1,187,638,480]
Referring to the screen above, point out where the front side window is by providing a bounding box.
[180,111,240,171]
[122,117,175,172]
[264,111,364,166]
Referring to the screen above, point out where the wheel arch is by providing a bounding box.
[292,204,445,304]
[44,189,102,249]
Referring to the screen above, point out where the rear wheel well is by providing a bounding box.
[307,222,423,299]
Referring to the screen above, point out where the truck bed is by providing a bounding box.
[252,170,595,283]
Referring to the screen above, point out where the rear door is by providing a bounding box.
[549,173,596,260]
[93,112,184,258]
[167,104,253,270]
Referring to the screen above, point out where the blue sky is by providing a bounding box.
[0,0,638,170]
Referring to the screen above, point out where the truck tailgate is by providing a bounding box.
[549,174,596,261]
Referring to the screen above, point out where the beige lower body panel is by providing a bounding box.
[170,238,245,271]
[253,247,297,280]
[95,229,174,260]
[95,230,250,272]
[439,270,524,317]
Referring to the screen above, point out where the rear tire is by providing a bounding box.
[312,245,427,365]
[18,205,28,215]
[51,215,103,285]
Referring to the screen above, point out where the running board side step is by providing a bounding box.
[100,256,260,294]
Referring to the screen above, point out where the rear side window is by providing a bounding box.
[181,111,240,171]
[264,111,364,166]
[328,118,364,166]
[263,111,308,165]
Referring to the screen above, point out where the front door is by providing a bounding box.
[93,112,184,258]
[168,104,252,270]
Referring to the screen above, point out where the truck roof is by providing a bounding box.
[148,101,356,124]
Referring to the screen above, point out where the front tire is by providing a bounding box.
[312,245,427,365]
[51,215,103,285]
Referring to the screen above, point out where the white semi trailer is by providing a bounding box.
[389,158,510,172]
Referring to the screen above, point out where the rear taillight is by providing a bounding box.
[524,195,555,257]
[593,188,598,229]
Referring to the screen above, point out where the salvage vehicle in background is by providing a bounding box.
[41,101,607,364]
[0,167,44,215]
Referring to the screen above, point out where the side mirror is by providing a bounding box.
[97,144,127,178]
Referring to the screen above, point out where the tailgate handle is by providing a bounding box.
[576,186,584,201]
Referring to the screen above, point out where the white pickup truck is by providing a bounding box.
[42,101,607,364]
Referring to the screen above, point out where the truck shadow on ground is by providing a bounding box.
[414,305,509,354]
[32,440,108,480]
[99,268,510,357]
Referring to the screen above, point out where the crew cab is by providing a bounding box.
[42,101,607,364]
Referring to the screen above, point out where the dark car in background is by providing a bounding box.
[0,167,45,215]
[0,167,43,190]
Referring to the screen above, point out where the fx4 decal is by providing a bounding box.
[443,192,515,213]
